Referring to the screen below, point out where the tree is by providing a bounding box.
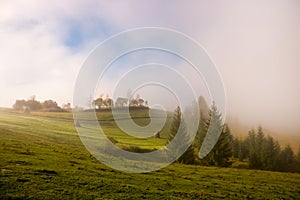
[262,136,279,170]
[296,146,300,173]
[13,100,26,110]
[193,97,209,150]
[244,127,283,171]
[238,138,249,161]
[199,103,233,167]
[279,145,296,172]
[129,99,138,107]
[103,96,113,108]
[42,100,59,109]
[199,102,223,165]
[198,96,209,120]
[26,97,42,111]
[94,98,103,109]
[62,103,72,111]
[255,126,265,169]
[230,126,298,173]
[138,98,145,107]
[298,146,300,160]
[256,126,264,147]
[232,137,240,159]
[210,124,233,167]
[167,106,196,164]
[272,141,282,171]
[247,129,260,169]
[13,97,62,112]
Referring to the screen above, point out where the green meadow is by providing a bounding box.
[1,109,300,199]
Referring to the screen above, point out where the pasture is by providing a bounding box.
[0,109,299,199]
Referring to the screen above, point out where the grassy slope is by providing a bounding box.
[0,109,300,199]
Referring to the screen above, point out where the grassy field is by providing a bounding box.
[0,109,300,199]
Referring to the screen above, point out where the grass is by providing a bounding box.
[0,109,300,199]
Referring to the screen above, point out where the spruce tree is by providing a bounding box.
[256,126,265,169]
[280,145,295,172]
[232,137,240,159]
[272,141,282,171]
[167,106,196,164]
[248,129,260,169]
[239,138,249,161]
[193,96,209,149]
[200,102,223,159]
[199,103,233,167]
[296,146,300,173]
[262,136,277,170]
[191,96,209,164]
[210,124,233,167]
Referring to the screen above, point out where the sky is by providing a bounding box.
[0,0,300,135]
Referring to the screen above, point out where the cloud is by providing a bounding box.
[0,0,116,106]
[0,0,300,134]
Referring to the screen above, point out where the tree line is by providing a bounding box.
[232,127,300,172]
[12,93,149,112]
[13,96,71,112]
[92,94,148,109]
[168,97,300,173]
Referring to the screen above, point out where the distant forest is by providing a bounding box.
[12,94,149,113]
[91,94,148,109]
[13,96,70,112]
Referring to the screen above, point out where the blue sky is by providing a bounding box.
[0,0,300,135]
[63,18,118,49]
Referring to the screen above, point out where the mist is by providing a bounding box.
[0,0,300,136]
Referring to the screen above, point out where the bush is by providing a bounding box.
[122,145,153,153]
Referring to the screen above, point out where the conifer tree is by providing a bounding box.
[248,129,261,169]
[199,103,233,167]
[280,145,295,172]
[190,96,209,164]
[262,136,276,170]
[296,146,300,173]
[210,124,233,167]
[232,137,240,159]
[238,137,249,161]
[167,106,196,164]
[256,126,265,168]
[193,96,210,149]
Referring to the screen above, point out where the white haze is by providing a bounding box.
[0,0,299,135]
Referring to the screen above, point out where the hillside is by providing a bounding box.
[0,109,300,199]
